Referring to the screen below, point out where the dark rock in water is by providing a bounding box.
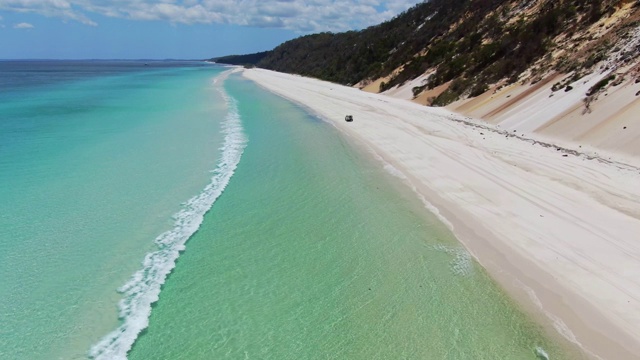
[345,115,353,122]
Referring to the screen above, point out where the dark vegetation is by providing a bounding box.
[215,0,624,105]
[210,51,271,67]
[587,74,616,96]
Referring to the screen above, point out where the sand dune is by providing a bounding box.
[244,68,640,359]
[445,21,640,161]
[448,72,640,161]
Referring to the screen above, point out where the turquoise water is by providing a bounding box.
[125,74,568,359]
[0,62,227,359]
[1,62,570,359]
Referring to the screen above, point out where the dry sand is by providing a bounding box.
[243,68,640,360]
[449,72,640,161]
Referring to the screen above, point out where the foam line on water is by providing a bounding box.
[432,244,473,276]
[369,150,472,277]
[519,280,604,360]
[535,346,550,359]
[368,149,455,232]
[88,71,246,360]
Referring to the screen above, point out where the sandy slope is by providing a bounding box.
[446,20,640,162]
[448,72,640,161]
[243,68,640,360]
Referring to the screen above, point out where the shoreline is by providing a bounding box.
[243,68,640,359]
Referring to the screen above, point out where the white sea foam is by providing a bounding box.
[535,346,550,359]
[368,148,455,232]
[88,73,247,360]
[432,244,473,276]
[520,281,605,360]
[382,162,407,180]
[414,191,455,232]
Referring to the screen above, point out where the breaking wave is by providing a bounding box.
[89,74,247,360]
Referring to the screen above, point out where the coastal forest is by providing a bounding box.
[213,0,640,106]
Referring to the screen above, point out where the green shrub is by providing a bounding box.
[412,85,427,97]
[431,89,460,106]
[469,82,489,97]
[587,74,615,96]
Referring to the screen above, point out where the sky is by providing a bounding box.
[0,0,423,59]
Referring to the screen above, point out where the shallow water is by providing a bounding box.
[126,74,568,359]
[0,61,226,359]
[0,62,569,359]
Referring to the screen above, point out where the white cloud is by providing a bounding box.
[13,21,34,28]
[0,0,422,32]
[0,0,97,25]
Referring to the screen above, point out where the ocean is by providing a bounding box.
[0,61,568,359]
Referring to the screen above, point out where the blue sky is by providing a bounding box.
[0,0,422,59]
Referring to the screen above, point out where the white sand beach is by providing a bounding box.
[244,68,640,359]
